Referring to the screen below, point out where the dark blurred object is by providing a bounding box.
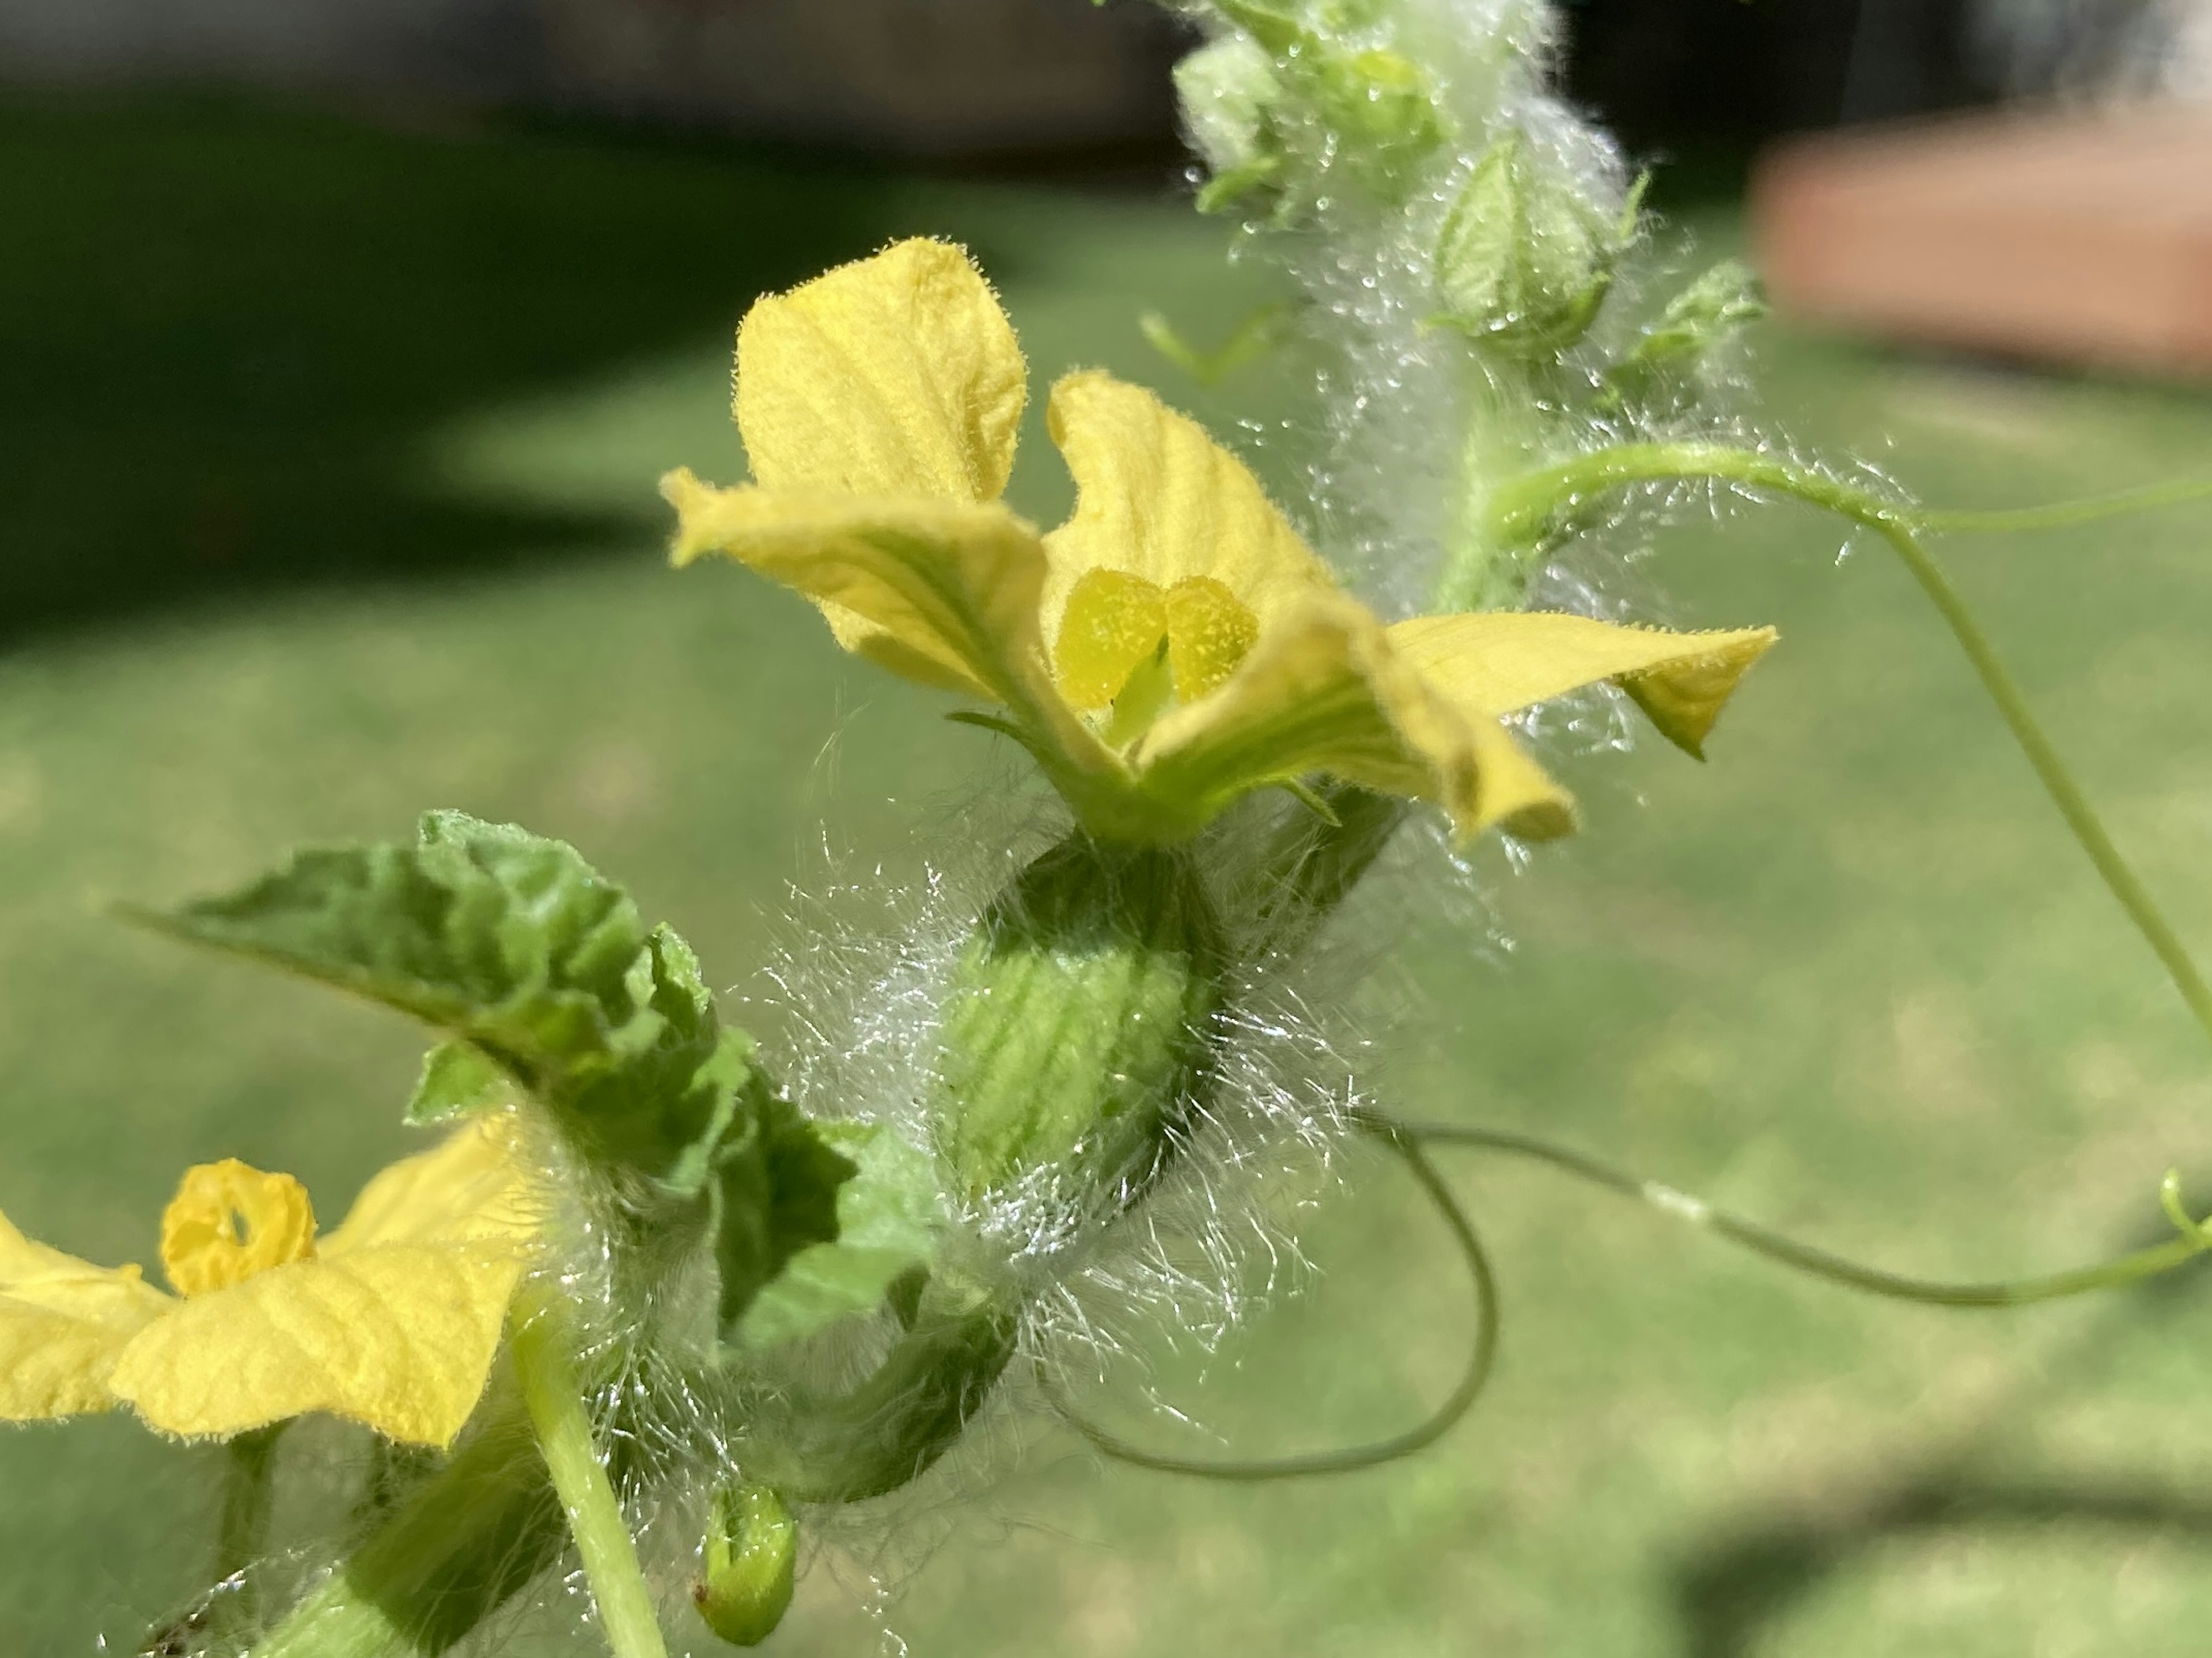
[1972,0,2212,105]
[1751,104,2212,374]
[0,0,1190,159]
[536,0,1191,157]
[1563,0,1987,153]
[0,96,907,647]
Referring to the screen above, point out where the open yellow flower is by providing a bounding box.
[0,1113,540,1448]
[664,238,1775,843]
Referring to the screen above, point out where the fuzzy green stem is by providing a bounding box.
[510,1301,667,1658]
[249,1399,559,1658]
[1445,358,1551,612]
[1482,441,2212,1056]
[1395,1116,2212,1306]
[1044,1110,1497,1478]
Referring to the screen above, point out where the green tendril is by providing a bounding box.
[1485,441,2212,1056]
[1915,476,2212,536]
[1042,1110,1497,1481]
[1390,1116,2212,1307]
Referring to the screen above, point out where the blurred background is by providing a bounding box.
[3,1,2212,1654]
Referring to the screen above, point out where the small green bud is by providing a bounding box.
[1177,35,1288,216]
[1598,259,1768,413]
[1433,134,1630,357]
[934,835,1226,1211]
[1184,8,1446,214]
[1311,47,1445,197]
[694,1484,798,1647]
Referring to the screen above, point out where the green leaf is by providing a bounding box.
[1140,301,1293,388]
[125,811,764,1195]
[731,1121,949,1352]
[406,1040,512,1125]
[711,1094,868,1340]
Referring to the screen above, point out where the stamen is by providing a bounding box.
[160,1159,317,1297]
[1055,568,1168,710]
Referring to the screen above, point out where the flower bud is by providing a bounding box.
[694,1483,798,1647]
[1176,33,1287,215]
[1433,133,1630,358]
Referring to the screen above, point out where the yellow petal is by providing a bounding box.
[1132,593,1575,841]
[107,1243,527,1447]
[1387,612,1778,758]
[321,1111,542,1255]
[1041,371,1334,648]
[160,1160,316,1297]
[109,1118,543,1447]
[664,472,1116,781]
[0,1211,170,1420]
[735,238,1026,503]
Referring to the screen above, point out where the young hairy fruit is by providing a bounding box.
[933,835,1230,1216]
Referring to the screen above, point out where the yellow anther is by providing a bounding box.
[160,1160,317,1298]
[1164,577,1259,703]
[1055,568,1260,718]
[1055,568,1168,711]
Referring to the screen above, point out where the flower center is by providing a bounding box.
[1054,568,1259,727]
[159,1159,317,1297]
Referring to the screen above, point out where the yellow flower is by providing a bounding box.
[663,238,1775,843]
[0,1114,540,1448]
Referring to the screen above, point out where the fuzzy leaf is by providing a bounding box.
[711,1095,860,1340]
[732,1122,949,1352]
[129,813,762,1196]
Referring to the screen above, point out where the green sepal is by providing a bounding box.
[1195,154,1285,216]
[406,1040,511,1125]
[694,1484,798,1647]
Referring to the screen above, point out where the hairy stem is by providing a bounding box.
[1393,1116,2212,1306]
[510,1300,667,1658]
[212,1424,285,1629]
[1482,441,2212,1053]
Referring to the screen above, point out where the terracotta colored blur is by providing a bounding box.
[1751,105,2212,374]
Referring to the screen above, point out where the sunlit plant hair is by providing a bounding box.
[4,2,2211,1656]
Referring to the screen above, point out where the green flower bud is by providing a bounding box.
[1597,259,1767,413]
[934,835,1228,1212]
[1433,134,1634,358]
[1177,33,1286,216]
[1183,6,1448,214]
[1312,47,1445,198]
[693,1484,798,1647]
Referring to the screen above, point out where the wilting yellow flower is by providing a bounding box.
[664,238,1774,843]
[0,1114,540,1447]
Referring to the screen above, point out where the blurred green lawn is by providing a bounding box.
[5,91,2212,1657]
